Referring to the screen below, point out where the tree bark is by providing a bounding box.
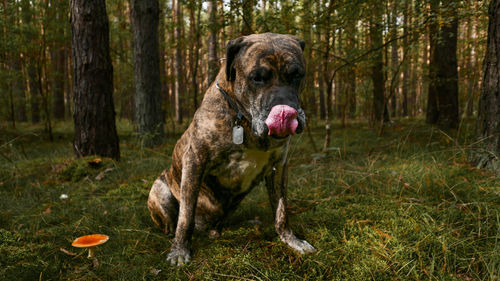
[8,1,27,123]
[421,25,429,119]
[426,0,439,124]
[409,0,420,117]
[158,1,168,121]
[464,15,474,117]
[316,1,326,120]
[130,0,164,146]
[402,0,410,117]
[51,0,66,121]
[469,0,500,174]
[322,0,335,151]
[435,3,459,129]
[173,0,184,124]
[207,0,218,85]
[347,67,356,119]
[335,28,343,119]
[189,0,202,110]
[427,0,459,129]
[70,0,120,160]
[370,5,390,123]
[346,9,357,119]
[65,46,72,119]
[241,0,254,35]
[28,64,40,123]
[10,54,27,123]
[51,45,66,121]
[390,0,399,118]
[303,0,315,116]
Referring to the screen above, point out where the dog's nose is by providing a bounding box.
[265,105,298,137]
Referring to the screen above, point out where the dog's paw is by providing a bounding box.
[166,247,191,266]
[286,238,317,254]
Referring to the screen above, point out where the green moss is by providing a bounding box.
[0,119,498,280]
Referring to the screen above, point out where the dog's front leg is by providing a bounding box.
[265,140,316,254]
[167,148,204,266]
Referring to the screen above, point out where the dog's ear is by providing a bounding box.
[287,34,305,52]
[298,39,305,52]
[226,37,246,81]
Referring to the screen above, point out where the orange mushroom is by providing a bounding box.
[72,234,109,259]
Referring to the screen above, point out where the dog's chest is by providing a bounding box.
[210,148,280,192]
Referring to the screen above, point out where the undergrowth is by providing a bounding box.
[0,119,498,280]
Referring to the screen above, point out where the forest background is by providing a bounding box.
[0,0,488,137]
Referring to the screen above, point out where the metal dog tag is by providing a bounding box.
[232,125,244,144]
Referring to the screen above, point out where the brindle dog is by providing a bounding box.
[148,33,316,265]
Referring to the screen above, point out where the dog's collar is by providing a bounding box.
[215,79,246,125]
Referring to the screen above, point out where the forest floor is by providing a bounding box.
[0,119,499,280]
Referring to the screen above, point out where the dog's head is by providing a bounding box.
[225,33,306,139]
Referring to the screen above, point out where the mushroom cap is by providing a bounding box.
[72,234,109,248]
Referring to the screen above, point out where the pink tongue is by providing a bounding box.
[265,105,298,137]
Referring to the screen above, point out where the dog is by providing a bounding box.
[148,33,316,265]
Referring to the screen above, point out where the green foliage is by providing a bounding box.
[0,0,491,125]
[0,120,498,280]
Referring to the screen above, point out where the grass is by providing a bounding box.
[0,119,499,280]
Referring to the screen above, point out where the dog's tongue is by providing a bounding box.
[265,105,298,137]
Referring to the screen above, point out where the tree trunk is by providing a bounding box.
[70,0,120,160]
[402,0,409,117]
[335,28,343,119]
[51,1,65,121]
[188,0,201,110]
[316,1,326,120]
[409,0,420,117]
[303,0,315,116]
[435,3,459,129]
[346,67,356,119]
[65,46,72,119]
[469,0,500,174]
[427,0,459,129]
[158,1,168,121]
[322,0,335,151]
[10,54,27,123]
[241,0,254,35]
[207,0,218,85]
[426,0,439,124]
[370,6,389,123]
[7,0,27,123]
[51,45,66,121]
[421,27,429,118]
[464,15,474,118]
[346,11,357,119]
[173,0,184,124]
[190,0,201,110]
[130,0,164,146]
[390,0,399,118]
[28,63,40,123]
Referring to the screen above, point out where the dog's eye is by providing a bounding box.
[251,68,272,85]
[288,67,305,84]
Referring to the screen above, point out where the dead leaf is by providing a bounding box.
[95,168,115,180]
[373,226,392,240]
[42,207,52,215]
[150,268,161,276]
[95,172,105,181]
